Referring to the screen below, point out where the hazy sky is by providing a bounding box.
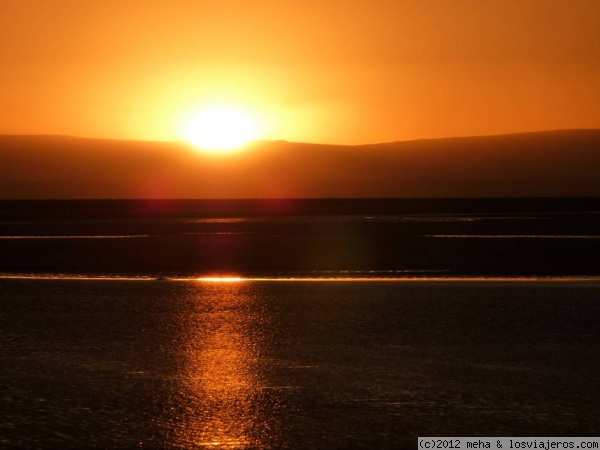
[1,0,599,144]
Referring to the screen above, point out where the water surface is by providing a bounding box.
[1,279,599,448]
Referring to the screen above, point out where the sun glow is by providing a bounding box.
[183,106,261,151]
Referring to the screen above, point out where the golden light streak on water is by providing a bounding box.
[196,277,245,283]
[171,282,267,448]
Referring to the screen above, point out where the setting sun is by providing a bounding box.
[183,106,260,151]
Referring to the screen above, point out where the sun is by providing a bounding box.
[183,106,260,151]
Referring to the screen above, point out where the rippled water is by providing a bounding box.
[1,279,600,448]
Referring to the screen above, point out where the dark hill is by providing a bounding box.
[1,130,599,198]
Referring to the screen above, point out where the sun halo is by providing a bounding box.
[183,106,260,152]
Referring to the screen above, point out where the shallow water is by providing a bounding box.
[1,279,599,448]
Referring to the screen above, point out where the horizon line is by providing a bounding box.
[2,274,600,283]
[1,196,600,202]
[2,127,599,147]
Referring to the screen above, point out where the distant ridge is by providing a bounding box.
[1,129,599,198]
[359,128,600,147]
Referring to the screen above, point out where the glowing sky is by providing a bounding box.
[1,0,599,144]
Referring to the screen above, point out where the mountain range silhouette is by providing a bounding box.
[1,129,599,198]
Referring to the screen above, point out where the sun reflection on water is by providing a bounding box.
[196,276,246,283]
[171,281,270,448]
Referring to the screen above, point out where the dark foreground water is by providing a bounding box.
[1,198,599,278]
[1,279,600,449]
[1,199,599,448]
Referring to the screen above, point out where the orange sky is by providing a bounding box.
[1,0,600,145]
